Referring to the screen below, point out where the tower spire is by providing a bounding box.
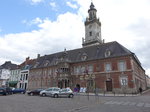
[82,2,102,47]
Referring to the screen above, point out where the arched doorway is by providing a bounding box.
[106,78,113,91]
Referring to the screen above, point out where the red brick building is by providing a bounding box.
[28,2,147,94]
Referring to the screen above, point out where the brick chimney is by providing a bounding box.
[25,57,30,65]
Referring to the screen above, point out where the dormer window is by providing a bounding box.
[105,49,111,57]
[81,53,88,61]
[44,60,49,67]
[34,62,39,68]
[24,65,29,69]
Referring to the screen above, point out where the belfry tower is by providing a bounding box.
[82,2,103,47]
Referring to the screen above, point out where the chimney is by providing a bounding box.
[25,57,30,65]
[37,54,40,58]
[26,57,30,61]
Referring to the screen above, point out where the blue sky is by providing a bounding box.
[0,0,150,75]
[0,0,79,35]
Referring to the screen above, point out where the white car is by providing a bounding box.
[40,87,60,97]
[50,88,74,98]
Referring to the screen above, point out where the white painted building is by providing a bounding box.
[9,69,21,88]
[19,69,29,89]
[0,61,18,87]
[0,69,11,86]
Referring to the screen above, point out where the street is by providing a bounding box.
[0,90,150,112]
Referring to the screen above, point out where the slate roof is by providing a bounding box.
[0,61,18,70]
[19,59,36,70]
[31,41,136,69]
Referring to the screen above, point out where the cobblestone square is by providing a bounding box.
[0,90,150,112]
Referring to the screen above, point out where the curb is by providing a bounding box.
[75,93,139,97]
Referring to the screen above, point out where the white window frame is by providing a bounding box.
[118,61,126,71]
[88,65,93,74]
[120,76,128,86]
[105,63,112,72]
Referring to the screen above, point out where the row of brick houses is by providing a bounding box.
[0,2,147,94]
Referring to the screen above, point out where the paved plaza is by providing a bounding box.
[0,90,150,112]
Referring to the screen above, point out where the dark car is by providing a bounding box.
[27,89,44,96]
[5,87,13,94]
[0,88,7,95]
[12,88,26,94]
[0,87,13,95]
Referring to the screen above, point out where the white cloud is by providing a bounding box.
[50,2,56,8]
[0,12,83,65]
[28,0,44,5]
[66,2,78,9]
[22,17,43,26]
[31,0,44,3]
[49,2,57,11]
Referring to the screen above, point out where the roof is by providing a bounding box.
[0,61,17,70]
[31,41,134,69]
[19,59,36,70]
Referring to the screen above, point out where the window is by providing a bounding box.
[105,49,111,57]
[48,69,52,76]
[89,31,92,36]
[34,62,39,68]
[73,67,76,74]
[118,61,126,71]
[44,60,49,67]
[26,74,28,80]
[105,63,112,72]
[77,66,81,75]
[120,76,128,86]
[88,65,93,73]
[25,65,29,69]
[81,66,86,74]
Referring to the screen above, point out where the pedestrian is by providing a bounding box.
[139,87,142,94]
[74,87,77,92]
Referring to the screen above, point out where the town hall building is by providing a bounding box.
[27,2,146,94]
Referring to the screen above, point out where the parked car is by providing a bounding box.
[40,87,60,97]
[27,89,44,96]
[0,88,7,95]
[5,87,13,94]
[50,88,74,98]
[12,88,26,94]
[0,87,13,95]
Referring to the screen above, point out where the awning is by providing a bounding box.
[9,81,18,84]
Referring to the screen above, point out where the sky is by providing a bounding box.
[0,0,150,75]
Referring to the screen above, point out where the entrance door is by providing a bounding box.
[106,79,113,91]
[58,79,70,88]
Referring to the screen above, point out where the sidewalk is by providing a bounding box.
[75,92,139,97]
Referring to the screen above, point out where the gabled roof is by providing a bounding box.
[0,61,17,70]
[31,41,134,69]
